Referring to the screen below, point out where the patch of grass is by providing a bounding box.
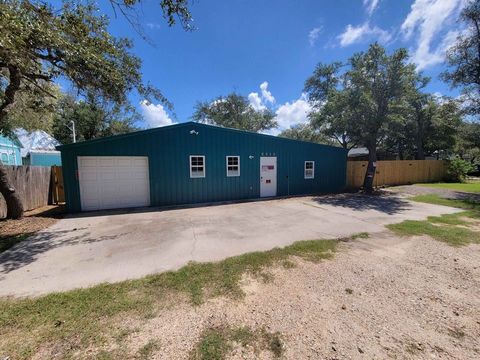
[387,212,480,247]
[400,195,480,245]
[281,259,296,269]
[230,326,255,346]
[427,213,469,225]
[417,182,480,193]
[263,331,284,357]
[351,232,369,239]
[387,220,479,246]
[145,238,337,306]
[137,339,160,359]
[194,329,231,360]
[192,326,283,360]
[0,238,337,359]
[339,232,370,242]
[410,194,480,211]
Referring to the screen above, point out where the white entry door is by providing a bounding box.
[260,157,277,197]
[78,156,150,211]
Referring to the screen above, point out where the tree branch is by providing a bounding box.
[0,65,22,125]
[22,76,57,98]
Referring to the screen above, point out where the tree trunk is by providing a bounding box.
[363,145,377,193]
[397,143,404,160]
[0,165,24,219]
[416,138,425,160]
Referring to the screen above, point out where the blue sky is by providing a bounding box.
[94,0,466,133]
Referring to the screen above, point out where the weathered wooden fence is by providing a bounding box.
[51,166,65,204]
[0,166,64,218]
[346,160,447,189]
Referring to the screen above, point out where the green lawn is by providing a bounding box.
[387,213,480,246]
[409,194,480,211]
[417,182,480,193]
[388,194,480,246]
[0,237,342,359]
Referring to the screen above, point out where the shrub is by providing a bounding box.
[446,158,476,182]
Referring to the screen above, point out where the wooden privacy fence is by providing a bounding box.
[0,166,64,218]
[346,160,447,189]
[51,166,65,204]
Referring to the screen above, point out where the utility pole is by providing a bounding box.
[67,120,76,143]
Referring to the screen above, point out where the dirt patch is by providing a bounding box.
[114,232,480,359]
[0,205,64,252]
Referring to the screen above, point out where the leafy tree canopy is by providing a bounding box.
[278,123,333,145]
[192,93,277,133]
[0,0,177,132]
[305,43,418,190]
[0,0,193,219]
[456,120,480,165]
[442,0,480,117]
[52,94,140,145]
[4,83,61,132]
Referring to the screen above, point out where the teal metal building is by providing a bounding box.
[22,150,62,166]
[0,134,22,165]
[58,122,347,212]
[15,128,62,166]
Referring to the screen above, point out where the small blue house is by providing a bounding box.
[0,134,22,165]
[15,129,62,166]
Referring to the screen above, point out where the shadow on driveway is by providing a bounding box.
[311,192,411,215]
[0,193,410,276]
[0,228,126,274]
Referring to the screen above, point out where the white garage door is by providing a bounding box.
[78,156,150,211]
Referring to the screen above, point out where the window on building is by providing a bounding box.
[304,161,314,179]
[1,153,8,165]
[190,155,205,178]
[226,156,240,177]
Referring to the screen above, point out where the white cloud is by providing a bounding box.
[248,84,311,136]
[308,27,322,46]
[140,100,176,128]
[274,94,311,131]
[400,0,464,69]
[248,81,275,110]
[260,128,282,136]
[338,22,391,47]
[363,0,380,16]
[146,23,161,29]
[260,81,275,104]
[247,92,266,111]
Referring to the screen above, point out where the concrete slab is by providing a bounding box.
[0,193,461,296]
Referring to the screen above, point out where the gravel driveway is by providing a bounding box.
[124,232,480,359]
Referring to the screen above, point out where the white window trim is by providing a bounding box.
[226,155,240,177]
[304,161,315,179]
[190,155,205,178]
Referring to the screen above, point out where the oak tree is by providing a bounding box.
[192,93,277,133]
[0,0,192,218]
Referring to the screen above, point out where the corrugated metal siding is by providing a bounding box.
[29,152,62,166]
[0,136,22,165]
[60,122,347,212]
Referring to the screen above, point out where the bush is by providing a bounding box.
[446,158,476,182]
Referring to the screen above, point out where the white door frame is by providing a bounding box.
[260,156,277,197]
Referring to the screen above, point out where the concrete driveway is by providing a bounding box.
[0,193,460,296]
